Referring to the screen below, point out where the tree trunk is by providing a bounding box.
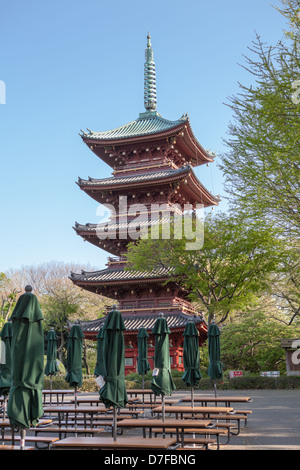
[82,340,90,375]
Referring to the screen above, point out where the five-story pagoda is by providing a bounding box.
[71,34,219,374]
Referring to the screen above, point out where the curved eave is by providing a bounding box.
[77,166,190,192]
[80,116,214,167]
[70,265,173,285]
[187,170,220,206]
[77,167,220,207]
[77,312,207,338]
[70,274,171,287]
[81,120,186,166]
[80,113,186,142]
[177,120,214,164]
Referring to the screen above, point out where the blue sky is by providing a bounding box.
[0,0,288,273]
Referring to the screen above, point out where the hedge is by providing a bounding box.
[43,374,300,392]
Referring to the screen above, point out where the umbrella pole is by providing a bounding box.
[49,376,53,418]
[74,385,78,436]
[191,387,196,446]
[162,395,166,439]
[3,396,7,420]
[214,381,217,398]
[50,375,53,405]
[20,428,26,450]
[142,374,145,404]
[113,407,117,441]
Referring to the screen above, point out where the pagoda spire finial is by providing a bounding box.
[144,32,157,112]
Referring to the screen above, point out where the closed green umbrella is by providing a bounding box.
[207,321,223,397]
[65,322,84,413]
[45,328,59,405]
[137,326,150,392]
[0,321,13,419]
[7,286,44,449]
[182,320,201,408]
[99,306,128,440]
[94,327,105,378]
[151,313,175,421]
[0,321,12,396]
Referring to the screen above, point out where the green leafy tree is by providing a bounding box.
[219,0,300,325]
[221,310,300,373]
[126,212,283,324]
[219,0,300,235]
[0,272,19,328]
[41,281,81,364]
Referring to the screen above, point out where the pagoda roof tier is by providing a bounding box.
[74,216,171,240]
[79,111,214,166]
[77,166,220,207]
[70,266,172,286]
[74,216,173,256]
[72,311,207,339]
[78,166,190,189]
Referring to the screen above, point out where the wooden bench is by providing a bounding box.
[1,434,59,450]
[179,437,217,450]
[212,413,249,428]
[0,444,35,450]
[51,418,124,433]
[153,427,227,450]
[31,426,105,440]
[181,413,248,434]
[52,436,178,450]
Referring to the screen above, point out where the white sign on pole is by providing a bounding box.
[229,370,243,378]
[260,371,280,377]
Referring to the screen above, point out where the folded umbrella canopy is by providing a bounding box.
[65,322,84,434]
[45,328,59,405]
[99,306,128,440]
[7,286,44,446]
[207,321,223,397]
[137,326,150,391]
[182,320,201,408]
[45,328,59,377]
[151,313,175,421]
[0,321,13,398]
[0,321,12,419]
[65,322,84,389]
[94,327,105,378]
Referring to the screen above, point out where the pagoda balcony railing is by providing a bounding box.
[113,161,173,175]
[107,256,127,264]
[112,303,198,315]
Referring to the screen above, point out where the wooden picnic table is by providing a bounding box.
[117,418,211,446]
[42,390,74,404]
[52,436,177,450]
[43,405,142,427]
[127,399,179,410]
[126,389,156,403]
[0,418,53,446]
[69,396,140,406]
[152,405,233,419]
[181,395,252,407]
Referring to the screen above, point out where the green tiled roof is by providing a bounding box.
[75,312,204,335]
[79,111,188,141]
[78,166,190,187]
[70,266,172,283]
